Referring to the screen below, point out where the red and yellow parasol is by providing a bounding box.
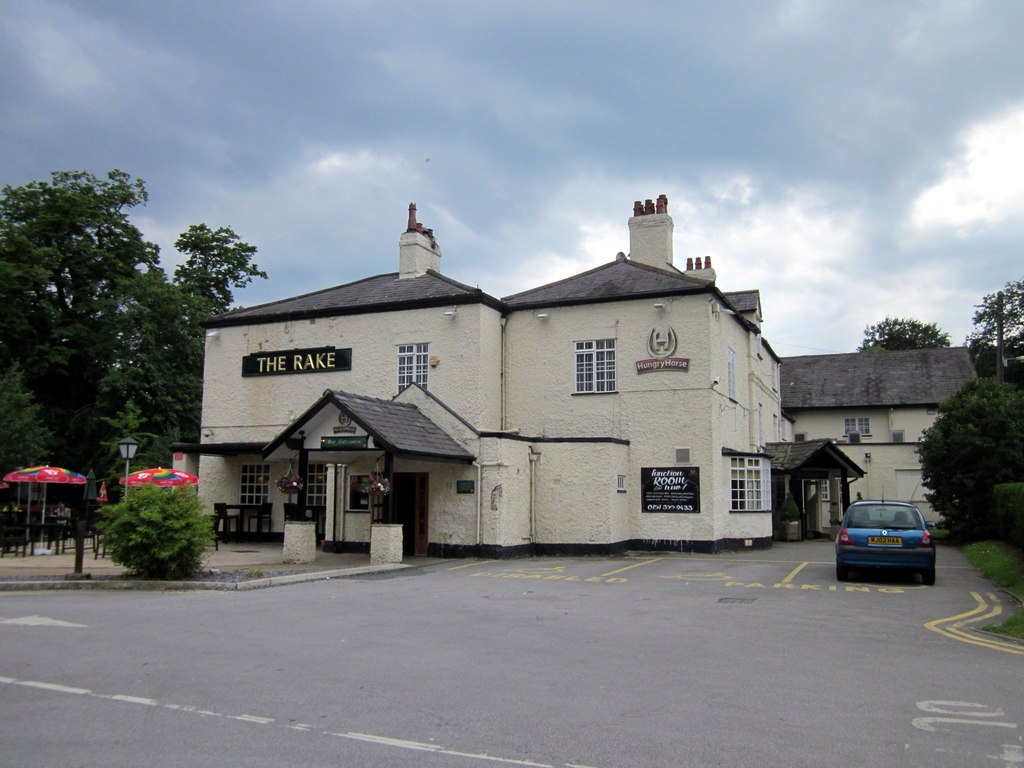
[119,467,199,487]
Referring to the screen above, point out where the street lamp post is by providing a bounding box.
[118,438,139,502]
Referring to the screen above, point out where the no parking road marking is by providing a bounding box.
[925,592,1024,655]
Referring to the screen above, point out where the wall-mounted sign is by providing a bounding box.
[456,480,475,494]
[242,346,352,377]
[636,357,690,374]
[320,435,368,450]
[635,327,689,374]
[641,466,700,513]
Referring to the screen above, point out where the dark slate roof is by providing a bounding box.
[766,439,864,476]
[781,347,975,410]
[264,389,474,463]
[723,290,759,313]
[502,254,712,308]
[206,271,503,327]
[329,390,474,462]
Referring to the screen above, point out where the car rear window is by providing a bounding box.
[846,505,921,530]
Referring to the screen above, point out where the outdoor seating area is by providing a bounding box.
[1,516,101,558]
[213,502,274,545]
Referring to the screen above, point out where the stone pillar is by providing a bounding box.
[283,521,316,563]
[370,524,403,565]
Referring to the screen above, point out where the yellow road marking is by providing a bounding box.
[780,562,810,584]
[446,561,496,571]
[925,592,1024,655]
[601,558,663,577]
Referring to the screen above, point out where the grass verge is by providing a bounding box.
[961,540,1024,640]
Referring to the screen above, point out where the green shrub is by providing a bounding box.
[99,485,213,580]
[780,493,800,522]
[992,483,1024,551]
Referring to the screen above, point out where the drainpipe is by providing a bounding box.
[528,447,541,543]
[474,461,483,546]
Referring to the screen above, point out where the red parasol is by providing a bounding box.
[119,467,199,487]
[2,465,87,550]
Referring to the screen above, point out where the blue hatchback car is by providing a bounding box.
[835,500,936,585]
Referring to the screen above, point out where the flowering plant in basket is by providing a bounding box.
[353,472,390,496]
[276,472,303,494]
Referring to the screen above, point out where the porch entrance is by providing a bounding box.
[394,473,429,556]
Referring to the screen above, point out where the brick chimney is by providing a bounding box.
[628,194,674,269]
[399,203,441,279]
[683,255,716,284]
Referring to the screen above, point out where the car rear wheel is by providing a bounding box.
[836,564,849,581]
[922,568,936,586]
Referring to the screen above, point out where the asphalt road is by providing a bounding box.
[1,541,1021,768]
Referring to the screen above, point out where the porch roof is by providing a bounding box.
[263,389,476,464]
[765,439,864,477]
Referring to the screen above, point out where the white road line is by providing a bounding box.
[1,615,88,627]
[16,680,91,695]
[107,694,159,706]
[1,673,596,767]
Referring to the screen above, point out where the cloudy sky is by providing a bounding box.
[2,1,1022,356]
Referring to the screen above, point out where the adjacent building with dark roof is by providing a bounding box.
[780,346,975,524]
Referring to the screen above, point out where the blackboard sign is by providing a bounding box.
[641,467,700,513]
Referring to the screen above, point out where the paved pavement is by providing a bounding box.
[0,541,446,590]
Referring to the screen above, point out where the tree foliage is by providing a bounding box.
[0,364,51,470]
[0,170,264,479]
[967,279,1024,385]
[175,224,266,315]
[918,378,1024,539]
[100,484,213,579]
[859,316,951,351]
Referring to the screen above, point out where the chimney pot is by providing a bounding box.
[407,203,417,232]
[704,256,712,269]
[686,257,694,270]
[656,194,668,214]
[644,199,655,215]
[633,200,643,216]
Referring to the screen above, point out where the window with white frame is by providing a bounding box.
[240,463,270,505]
[575,339,616,393]
[727,347,737,399]
[843,417,871,436]
[305,462,327,506]
[398,343,429,390]
[730,457,769,511]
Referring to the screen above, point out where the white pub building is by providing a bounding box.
[176,197,812,560]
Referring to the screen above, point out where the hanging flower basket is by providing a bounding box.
[353,472,390,496]
[276,469,304,494]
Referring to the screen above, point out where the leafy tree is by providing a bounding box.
[967,279,1024,385]
[0,170,156,470]
[918,378,1024,539]
[0,364,51,471]
[0,170,265,471]
[174,224,266,315]
[859,316,951,351]
[100,484,213,579]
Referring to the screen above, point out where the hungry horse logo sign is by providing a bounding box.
[636,327,689,374]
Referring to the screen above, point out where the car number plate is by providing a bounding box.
[868,536,902,546]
